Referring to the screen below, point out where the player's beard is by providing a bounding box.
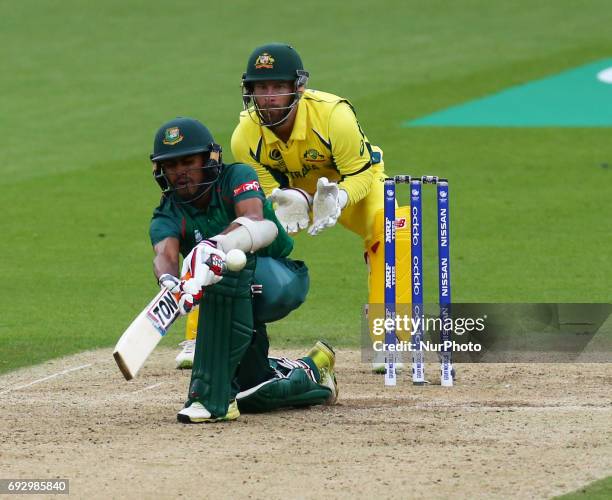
[254,93,297,127]
[259,106,286,126]
[171,165,220,205]
[174,176,198,198]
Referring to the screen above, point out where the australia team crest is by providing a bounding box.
[303,148,325,162]
[255,53,275,69]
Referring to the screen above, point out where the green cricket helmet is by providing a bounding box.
[150,117,222,203]
[241,43,309,127]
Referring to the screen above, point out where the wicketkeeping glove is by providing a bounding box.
[269,188,312,234]
[308,177,347,236]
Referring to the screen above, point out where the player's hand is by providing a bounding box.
[308,178,345,236]
[158,274,202,315]
[182,240,226,289]
[269,188,312,234]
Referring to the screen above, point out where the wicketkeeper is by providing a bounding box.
[231,43,413,370]
[149,117,337,422]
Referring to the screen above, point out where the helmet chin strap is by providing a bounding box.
[175,181,215,205]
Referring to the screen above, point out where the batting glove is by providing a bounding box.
[158,274,202,316]
[308,178,348,236]
[182,239,226,289]
[269,188,312,234]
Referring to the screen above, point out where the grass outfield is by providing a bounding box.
[556,476,612,499]
[1,0,612,374]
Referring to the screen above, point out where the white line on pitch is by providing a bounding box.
[0,363,93,395]
[130,382,164,394]
[415,404,612,411]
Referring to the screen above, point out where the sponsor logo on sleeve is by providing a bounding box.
[233,180,261,196]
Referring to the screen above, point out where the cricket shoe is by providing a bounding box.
[177,400,240,424]
[175,340,195,369]
[306,340,338,404]
[371,362,405,374]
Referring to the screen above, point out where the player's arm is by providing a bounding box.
[210,166,278,252]
[221,197,265,237]
[231,121,280,196]
[329,102,376,206]
[150,210,183,279]
[153,237,180,279]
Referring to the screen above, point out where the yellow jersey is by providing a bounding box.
[231,89,384,207]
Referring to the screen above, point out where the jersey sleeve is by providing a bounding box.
[149,208,181,246]
[328,102,376,206]
[224,163,267,205]
[224,164,294,258]
[231,120,280,196]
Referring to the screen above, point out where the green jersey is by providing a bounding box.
[149,163,294,258]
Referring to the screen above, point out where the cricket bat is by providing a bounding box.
[113,287,181,380]
[113,249,247,380]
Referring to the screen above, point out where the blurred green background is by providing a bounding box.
[1,0,612,374]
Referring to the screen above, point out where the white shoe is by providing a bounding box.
[177,401,240,423]
[175,340,195,369]
[371,362,405,374]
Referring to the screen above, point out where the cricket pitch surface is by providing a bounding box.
[1,348,610,499]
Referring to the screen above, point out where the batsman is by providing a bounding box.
[149,116,337,423]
